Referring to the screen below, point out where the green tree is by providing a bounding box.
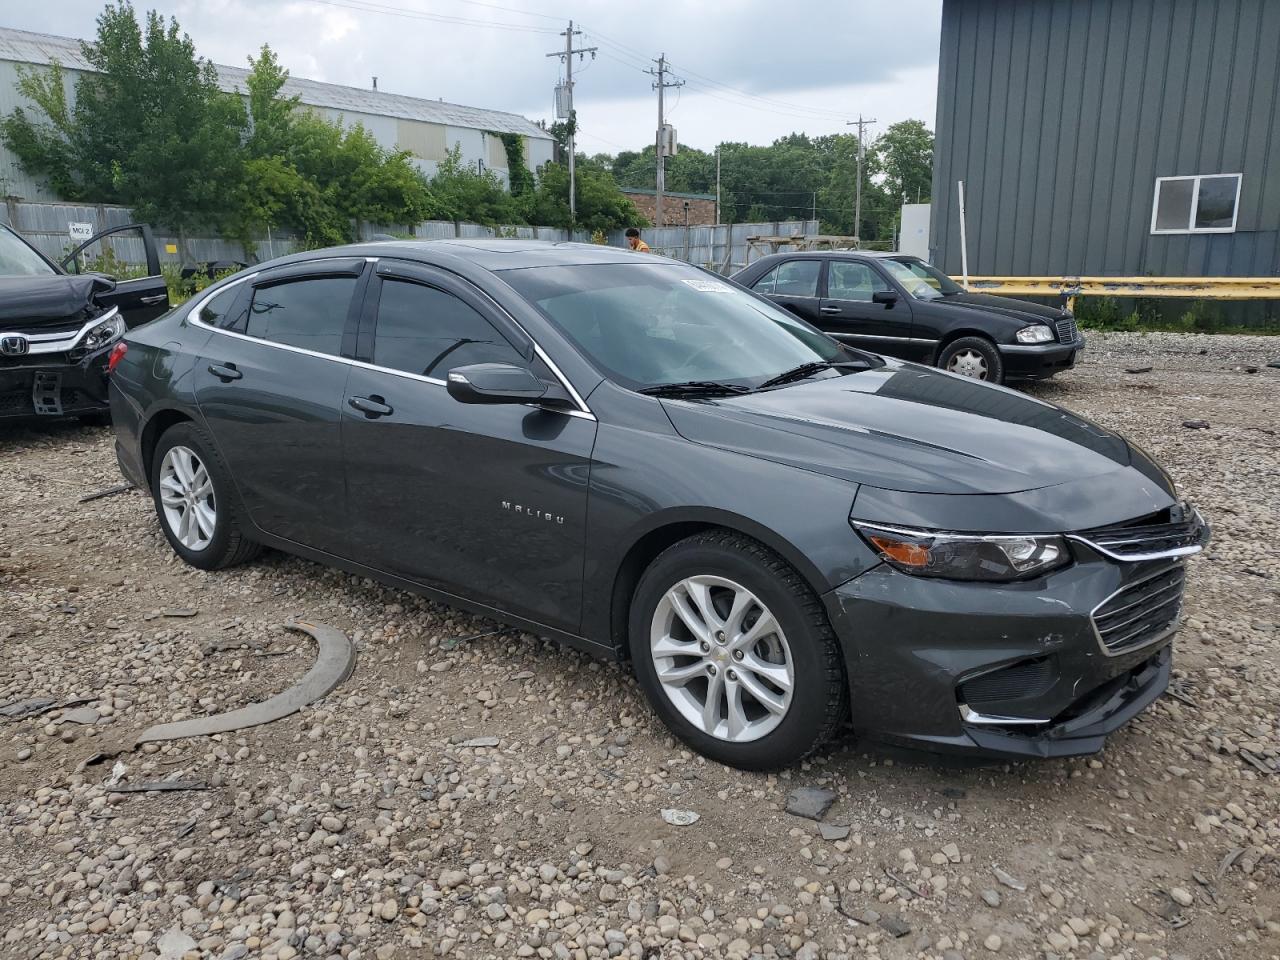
[2,2,246,231]
[524,162,645,232]
[873,119,933,206]
[428,145,523,225]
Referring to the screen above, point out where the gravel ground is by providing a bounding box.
[1,331,1278,960]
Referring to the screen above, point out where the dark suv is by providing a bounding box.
[733,251,1084,384]
[0,222,169,422]
[110,240,1204,770]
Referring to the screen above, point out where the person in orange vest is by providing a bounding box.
[625,227,650,253]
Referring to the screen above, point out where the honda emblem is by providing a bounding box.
[0,334,29,356]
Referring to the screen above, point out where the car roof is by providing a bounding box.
[258,238,656,273]
[755,250,916,262]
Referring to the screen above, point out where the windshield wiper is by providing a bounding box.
[756,361,865,390]
[638,380,753,398]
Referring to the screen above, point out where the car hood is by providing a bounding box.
[0,274,115,326]
[661,361,1131,495]
[928,290,1067,324]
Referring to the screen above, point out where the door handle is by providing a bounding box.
[820,306,842,315]
[207,362,242,382]
[349,395,393,418]
[139,294,168,304]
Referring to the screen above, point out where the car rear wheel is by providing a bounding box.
[938,336,1003,383]
[151,422,260,570]
[630,530,847,770]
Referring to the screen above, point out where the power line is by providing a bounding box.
[296,0,560,33]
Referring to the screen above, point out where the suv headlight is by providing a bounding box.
[1015,324,1054,344]
[80,307,124,352]
[852,521,1069,582]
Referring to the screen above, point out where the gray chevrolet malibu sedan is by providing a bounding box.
[108,240,1208,770]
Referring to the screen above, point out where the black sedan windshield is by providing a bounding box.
[0,227,56,277]
[881,257,963,300]
[502,262,845,390]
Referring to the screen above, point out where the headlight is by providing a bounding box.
[852,521,1069,582]
[1015,324,1054,344]
[80,307,124,352]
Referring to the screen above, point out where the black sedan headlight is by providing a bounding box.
[80,307,125,352]
[852,520,1069,582]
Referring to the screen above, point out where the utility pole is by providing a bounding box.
[715,145,721,225]
[646,54,683,227]
[546,21,595,224]
[845,114,876,244]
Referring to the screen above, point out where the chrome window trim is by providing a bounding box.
[188,260,596,421]
[3,305,121,355]
[1089,563,1185,658]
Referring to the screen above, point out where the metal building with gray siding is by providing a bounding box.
[0,27,554,201]
[930,0,1280,279]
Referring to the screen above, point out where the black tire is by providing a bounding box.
[629,530,847,770]
[937,336,1004,384]
[150,421,261,570]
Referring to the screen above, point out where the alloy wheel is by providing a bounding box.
[946,348,989,379]
[159,445,217,551]
[649,575,794,742]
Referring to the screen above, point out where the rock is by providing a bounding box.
[981,889,1002,907]
[785,787,836,822]
[879,915,911,938]
[459,736,499,748]
[379,899,399,921]
[819,823,850,841]
[1182,419,1211,429]
[157,926,197,959]
[984,933,1002,952]
[993,865,1025,891]
[1170,887,1194,907]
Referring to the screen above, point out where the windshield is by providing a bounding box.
[880,257,962,300]
[0,227,56,277]
[502,262,847,390]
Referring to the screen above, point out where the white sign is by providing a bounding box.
[68,221,94,242]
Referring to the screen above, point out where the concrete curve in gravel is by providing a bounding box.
[134,620,356,744]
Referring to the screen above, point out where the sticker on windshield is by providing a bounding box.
[681,278,733,293]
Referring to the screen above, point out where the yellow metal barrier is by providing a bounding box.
[956,275,1280,312]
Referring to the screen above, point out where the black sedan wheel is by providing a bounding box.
[938,336,1003,383]
[630,530,847,770]
[151,422,261,570]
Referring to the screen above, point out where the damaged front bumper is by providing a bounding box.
[0,345,114,420]
[823,548,1186,760]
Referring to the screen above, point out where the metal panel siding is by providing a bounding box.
[932,0,1280,278]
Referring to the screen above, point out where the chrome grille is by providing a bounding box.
[1092,565,1185,655]
[1055,318,1078,344]
[1073,505,1207,560]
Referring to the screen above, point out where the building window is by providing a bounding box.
[1150,174,1242,234]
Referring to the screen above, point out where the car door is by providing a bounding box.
[192,260,365,554]
[61,223,170,327]
[340,260,596,633]
[747,258,824,325]
[818,259,920,358]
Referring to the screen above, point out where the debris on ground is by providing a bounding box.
[660,808,700,826]
[111,780,209,794]
[785,786,836,821]
[77,481,135,503]
[1182,419,1211,429]
[1125,365,1153,374]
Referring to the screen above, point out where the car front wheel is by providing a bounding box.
[630,530,847,770]
[938,336,1003,383]
[150,421,261,570]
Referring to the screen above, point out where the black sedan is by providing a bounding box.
[109,240,1205,769]
[0,222,169,422]
[733,251,1084,383]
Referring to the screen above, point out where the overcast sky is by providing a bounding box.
[7,0,942,153]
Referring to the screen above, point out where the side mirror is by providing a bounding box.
[872,290,899,305]
[447,362,572,408]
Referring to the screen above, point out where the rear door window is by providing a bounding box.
[198,284,248,330]
[752,259,820,297]
[246,277,356,356]
[372,279,524,379]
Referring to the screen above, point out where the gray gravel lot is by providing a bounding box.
[1,331,1278,960]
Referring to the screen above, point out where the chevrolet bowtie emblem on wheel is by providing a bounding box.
[0,334,29,356]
